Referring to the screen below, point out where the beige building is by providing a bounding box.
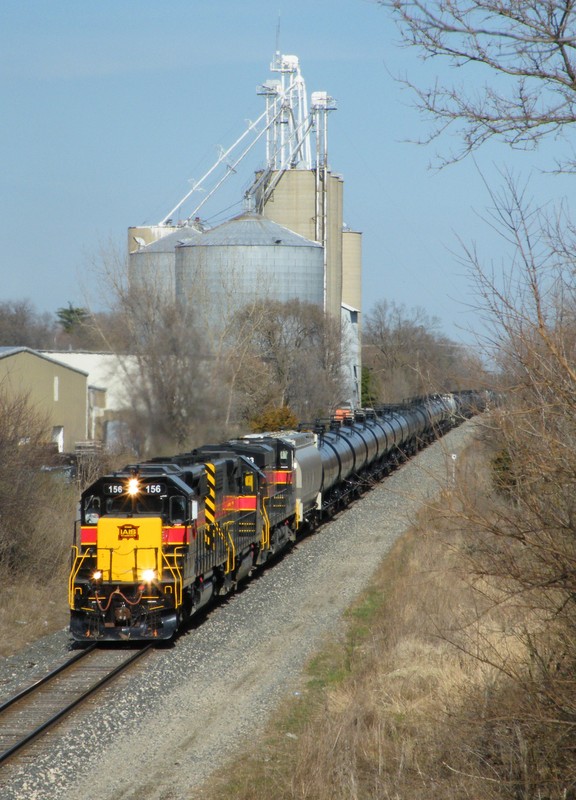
[0,347,88,452]
[40,351,139,448]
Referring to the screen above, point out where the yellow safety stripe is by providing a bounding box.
[205,462,216,526]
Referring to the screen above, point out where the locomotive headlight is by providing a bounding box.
[127,477,140,495]
[92,570,103,582]
[141,569,155,583]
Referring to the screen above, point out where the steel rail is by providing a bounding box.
[0,644,153,765]
[0,644,98,715]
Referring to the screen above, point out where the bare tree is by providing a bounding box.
[463,172,576,396]
[374,3,576,790]
[435,172,576,798]
[0,300,57,349]
[0,386,74,574]
[117,285,220,454]
[83,241,232,453]
[242,299,345,421]
[204,295,278,431]
[384,0,576,168]
[363,299,484,400]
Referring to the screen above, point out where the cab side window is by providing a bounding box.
[169,496,186,524]
[83,495,101,524]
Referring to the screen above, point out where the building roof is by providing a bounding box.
[0,347,89,376]
[177,212,321,248]
[39,351,137,411]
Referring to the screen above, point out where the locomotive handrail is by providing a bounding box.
[226,524,236,574]
[72,517,81,547]
[160,547,185,607]
[260,497,271,551]
[212,522,236,574]
[68,546,93,607]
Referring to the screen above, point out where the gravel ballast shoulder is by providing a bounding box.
[0,422,478,800]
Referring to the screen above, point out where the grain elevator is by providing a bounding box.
[128,52,362,406]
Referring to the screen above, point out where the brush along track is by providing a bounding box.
[0,644,152,765]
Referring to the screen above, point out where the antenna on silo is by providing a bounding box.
[275,11,281,54]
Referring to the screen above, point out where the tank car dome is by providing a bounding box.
[175,212,324,315]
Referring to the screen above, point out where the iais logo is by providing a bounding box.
[117,523,140,540]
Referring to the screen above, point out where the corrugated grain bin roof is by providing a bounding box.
[136,225,203,253]
[177,213,321,248]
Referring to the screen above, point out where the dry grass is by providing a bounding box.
[0,445,127,659]
[0,474,76,658]
[199,436,576,800]
[0,575,69,658]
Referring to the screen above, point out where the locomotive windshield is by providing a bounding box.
[105,492,166,515]
[82,478,192,523]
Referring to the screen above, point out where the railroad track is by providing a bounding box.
[0,644,152,765]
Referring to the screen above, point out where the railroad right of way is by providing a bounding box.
[0,419,480,800]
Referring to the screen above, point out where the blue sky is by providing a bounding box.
[1,0,572,345]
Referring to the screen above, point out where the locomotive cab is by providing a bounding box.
[69,468,201,641]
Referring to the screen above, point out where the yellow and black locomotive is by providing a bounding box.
[69,431,322,640]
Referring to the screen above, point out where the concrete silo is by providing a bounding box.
[341,226,362,406]
[128,225,178,251]
[260,169,345,322]
[342,227,362,314]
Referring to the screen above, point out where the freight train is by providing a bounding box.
[68,391,486,641]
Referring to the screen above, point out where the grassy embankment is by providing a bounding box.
[200,431,573,800]
[0,448,131,658]
[0,475,75,658]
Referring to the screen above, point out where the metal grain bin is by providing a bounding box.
[175,212,324,318]
[129,224,203,300]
